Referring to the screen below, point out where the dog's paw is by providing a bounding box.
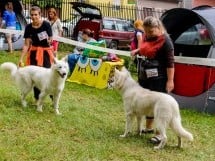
[154,142,165,150]
[56,112,62,115]
[55,109,62,115]
[120,132,129,138]
[119,131,131,138]
[119,134,127,138]
[153,146,161,150]
[22,101,27,107]
[37,106,43,112]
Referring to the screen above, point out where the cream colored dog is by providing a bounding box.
[0,57,69,115]
[111,67,193,149]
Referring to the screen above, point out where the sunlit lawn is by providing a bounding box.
[0,51,214,161]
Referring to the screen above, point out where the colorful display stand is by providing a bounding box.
[67,57,124,89]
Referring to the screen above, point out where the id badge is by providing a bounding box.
[37,31,48,41]
[145,68,158,78]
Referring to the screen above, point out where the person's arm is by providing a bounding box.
[57,19,63,37]
[19,38,31,65]
[137,32,143,49]
[73,48,79,54]
[0,11,7,28]
[164,35,175,93]
[45,21,53,45]
[166,67,174,93]
[131,48,140,56]
[73,38,85,54]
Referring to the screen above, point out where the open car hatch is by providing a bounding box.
[70,2,102,20]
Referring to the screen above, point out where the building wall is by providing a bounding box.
[89,0,128,5]
[89,0,215,8]
[193,0,215,7]
[137,0,178,9]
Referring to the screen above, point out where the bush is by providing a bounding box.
[118,55,137,73]
[58,42,74,53]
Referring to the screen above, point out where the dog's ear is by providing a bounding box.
[115,67,120,73]
[61,55,68,63]
[114,68,121,77]
[114,68,125,89]
[121,66,127,72]
[120,66,130,77]
[53,57,58,64]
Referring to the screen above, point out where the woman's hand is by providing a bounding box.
[166,79,174,93]
[18,39,30,67]
[48,38,53,46]
[18,58,24,67]
[166,67,174,93]
[131,50,136,56]
[131,48,139,56]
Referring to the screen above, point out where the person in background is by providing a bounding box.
[131,16,175,144]
[131,19,144,51]
[73,28,96,54]
[1,1,17,53]
[19,6,54,103]
[130,19,144,68]
[47,7,63,57]
[67,28,96,73]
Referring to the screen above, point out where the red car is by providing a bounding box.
[71,2,134,50]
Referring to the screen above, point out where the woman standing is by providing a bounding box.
[1,1,17,53]
[47,7,63,57]
[19,6,54,102]
[131,16,175,144]
[131,19,144,51]
[130,19,144,67]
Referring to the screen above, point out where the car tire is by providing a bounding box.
[109,41,118,49]
[63,27,69,37]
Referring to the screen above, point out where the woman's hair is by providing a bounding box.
[143,16,166,34]
[82,28,94,37]
[30,6,41,15]
[134,19,144,30]
[47,8,58,21]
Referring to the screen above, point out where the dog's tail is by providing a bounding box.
[0,62,18,77]
[171,117,193,141]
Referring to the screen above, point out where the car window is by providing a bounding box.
[127,23,134,31]
[175,24,211,45]
[78,7,100,15]
[103,20,115,30]
[174,24,212,58]
[187,26,197,32]
[116,21,127,31]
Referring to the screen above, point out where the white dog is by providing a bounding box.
[111,67,193,149]
[0,57,69,115]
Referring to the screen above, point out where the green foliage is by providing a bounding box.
[58,42,74,53]
[83,40,106,58]
[0,51,215,161]
[23,0,63,8]
[118,55,137,73]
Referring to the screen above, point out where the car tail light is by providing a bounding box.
[200,29,209,39]
[99,31,104,37]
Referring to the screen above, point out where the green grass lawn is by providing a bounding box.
[0,51,214,161]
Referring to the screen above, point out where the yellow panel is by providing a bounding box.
[67,58,124,89]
